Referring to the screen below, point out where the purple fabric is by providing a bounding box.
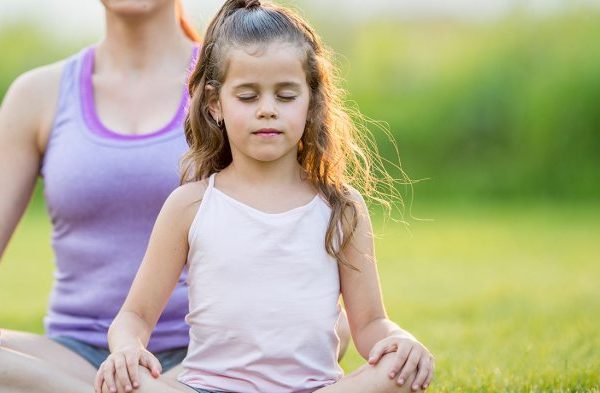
[40,46,199,351]
[80,47,190,141]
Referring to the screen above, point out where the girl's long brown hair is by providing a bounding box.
[181,0,406,269]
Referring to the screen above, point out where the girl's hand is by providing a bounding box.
[94,346,162,393]
[368,335,435,391]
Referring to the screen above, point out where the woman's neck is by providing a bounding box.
[97,5,194,73]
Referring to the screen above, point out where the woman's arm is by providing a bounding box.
[339,190,434,391]
[96,182,205,393]
[0,64,62,260]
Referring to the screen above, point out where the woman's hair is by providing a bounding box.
[181,0,405,269]
[175,0,202,42]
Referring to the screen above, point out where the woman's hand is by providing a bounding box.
[368,335,435,391]
[94,345,162,393]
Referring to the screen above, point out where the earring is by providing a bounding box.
[215,116,223,128]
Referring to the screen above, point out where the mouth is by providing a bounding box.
[252,128,283,137]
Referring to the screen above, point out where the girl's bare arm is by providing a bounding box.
[339,190,434,390]
[97,182,205,393]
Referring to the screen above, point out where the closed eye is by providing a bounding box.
[237,95,257,102]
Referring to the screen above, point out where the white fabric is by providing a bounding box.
[179,173,343,393]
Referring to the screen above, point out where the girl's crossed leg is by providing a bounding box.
[98,367,195,393]
[316,353,423,393]
[100,353,421,393]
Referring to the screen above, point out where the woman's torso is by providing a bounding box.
[40,46,198,351]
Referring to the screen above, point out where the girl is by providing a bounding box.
[95,1,434,393]
[0,1,200,392]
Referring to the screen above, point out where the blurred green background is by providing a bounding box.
[0,2,599,392]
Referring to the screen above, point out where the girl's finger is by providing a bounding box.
[94,364,105,393]
[388,344,411,380]
[114,355,133,392]
[140,352,162,378]
[125,353,140,388]
[412,356,431,390]
[423,358,435,389]
[368,341,387,365]
[102,359,118,393]
[102,381,113,393]
[396,348,421,386]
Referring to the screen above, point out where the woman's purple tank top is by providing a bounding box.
[40,46,199,351]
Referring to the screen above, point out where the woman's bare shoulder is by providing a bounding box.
[1,60,66,149]
[8,60,65,107]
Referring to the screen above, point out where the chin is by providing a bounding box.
[237,145,298,164]
[102,0,168,16]
[252,153,286,163]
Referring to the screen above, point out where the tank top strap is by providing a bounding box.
[187,173,217,246]
[42,47,90,176]
[207,172,216,189]
[54,52,80,122]
[200,172,217,211]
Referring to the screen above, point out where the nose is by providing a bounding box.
[256,97,278,120]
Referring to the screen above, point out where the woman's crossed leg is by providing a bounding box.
[0,329,96,393]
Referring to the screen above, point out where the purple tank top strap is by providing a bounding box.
[80,46,200,141]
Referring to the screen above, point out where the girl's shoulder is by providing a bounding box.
[168,179,210,208]
[341,184,368,213]
[159,179,210,239]
[344,184,365,203]
[339,184,370,227]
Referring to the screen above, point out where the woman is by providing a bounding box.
[0,1,200,392]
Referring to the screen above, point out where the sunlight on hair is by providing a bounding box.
[181,0,416,269]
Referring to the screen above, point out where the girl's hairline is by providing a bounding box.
[210,37,310,56]
[203,39,313,86]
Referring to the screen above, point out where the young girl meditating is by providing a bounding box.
[94,1,434,392]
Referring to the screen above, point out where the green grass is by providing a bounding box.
[1,202,599,392]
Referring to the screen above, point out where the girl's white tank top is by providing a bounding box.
[178,173,344,393]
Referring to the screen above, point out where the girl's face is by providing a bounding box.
[210,42,310,165]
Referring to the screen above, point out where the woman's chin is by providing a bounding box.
[101,0,170,17]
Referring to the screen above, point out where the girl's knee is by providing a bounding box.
[133,366,187,393]
[360,353,423,393]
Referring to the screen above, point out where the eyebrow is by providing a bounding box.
[232,82,303,90]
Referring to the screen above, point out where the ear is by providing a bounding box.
[205,85,222,123]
